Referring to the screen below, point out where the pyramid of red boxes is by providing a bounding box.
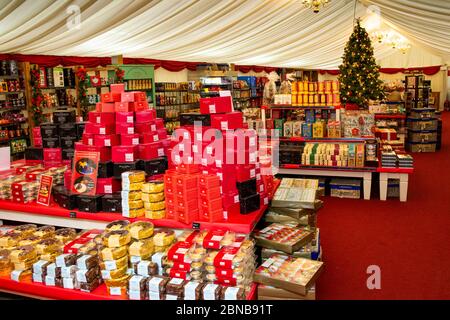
[75,84,169,195]
[163,96,270,224]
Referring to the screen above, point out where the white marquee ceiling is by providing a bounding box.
[0,0,449,69]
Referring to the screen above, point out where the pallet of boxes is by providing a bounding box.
[253,178,323,300]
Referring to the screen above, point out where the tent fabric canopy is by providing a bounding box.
[0,0,449,69]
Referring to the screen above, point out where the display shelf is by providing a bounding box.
[278,137,374,143]
[0,200,268,234]
[374,114,406,119]
[0,276,257,300]
[280,163,377,172]
[377,167,413,174]
[270,104,336,109]
[0,91,25,95]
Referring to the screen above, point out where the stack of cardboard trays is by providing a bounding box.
[254,178,323,300]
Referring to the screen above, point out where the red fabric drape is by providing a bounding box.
[320,65,442,76]
[235,65,279,73]
[0,53,200,71]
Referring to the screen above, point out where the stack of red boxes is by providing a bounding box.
[76,84,169,197]
[164,96,269,224]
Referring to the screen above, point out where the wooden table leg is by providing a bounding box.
[379,172,388,201]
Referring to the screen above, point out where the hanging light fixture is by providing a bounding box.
[302,0,330,13]
[371,31,389,43]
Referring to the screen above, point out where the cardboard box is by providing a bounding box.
[254,254,324,296]
[254,224,314,254]
[110,83,125,93]
[258,285,316,300]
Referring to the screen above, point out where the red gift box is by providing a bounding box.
[137,142,164,160]
[121,133,140,146]
[135,122,152,134]
[101,92,121,103]
[115,102,133,112]
[135,110,156,123]
[84,123,115,135]
[199,174,220,188]
[199,186,221,201]
[96,177,121,194]
[115,112,135,124]
[25,169,46,181]
[157,128,168,140]
[167,242,192,262]
[222,191,239,208]
[199,208,223,223]
[32,127,41,137]
[169,269,189,280]
[176,208,198,224]
[223,203,239,220]
[216,276,237,287]
[165,191,175,206]
[199,197,223,212]
[75,143,111,162]
[166,204,176,220]
[177,163,200,175]
[133,91,147,102]
[82,133,95,146]
[121,92,135,102]
[213,247,239,268]
[111,145,137,163]
[33,137,43,147]
[155,118,164,129]
[43,148,62,162]
[203,230,226,250]
[140,132,159,144]
[260,192,269,207]
[176,197,199,212]
[175,174,199,189]
[94,134,120,147]
[88,112,115,125]
[64,170,71,190]
[133,100,149,111]
[210,112,243,130]
[63,237,92,254]
[110,83,125,93]
[115,122,135,135]
[96,103,115,113]
[200,96,233,114]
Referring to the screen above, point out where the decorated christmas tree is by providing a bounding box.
[338,19,384,108]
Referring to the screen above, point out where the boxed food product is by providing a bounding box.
[77,195,103,213]
[254,254,324,295]
[210,112,243,130]
[330,179,361,199]
[254,224,314,254]
[200,96,233,114]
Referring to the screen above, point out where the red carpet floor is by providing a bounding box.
[316,111,450,300]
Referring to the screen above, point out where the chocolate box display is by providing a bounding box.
[101,193,122,213]
[143,157,168,176]
[76,195,103,213]
[179,113,211,126]
[75,122,86,140]
[239,193,260,214]
[236,178,257,198]
[98,161,114,178]
[40,123,59,138]
[113,161,140,179]
[53,110,76,124]
[42,137,60,149]
[254,223,314,254]
[254,254,324,295]
[58,123,77,137]
[53,186,78,210]
[25,147,44,161]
